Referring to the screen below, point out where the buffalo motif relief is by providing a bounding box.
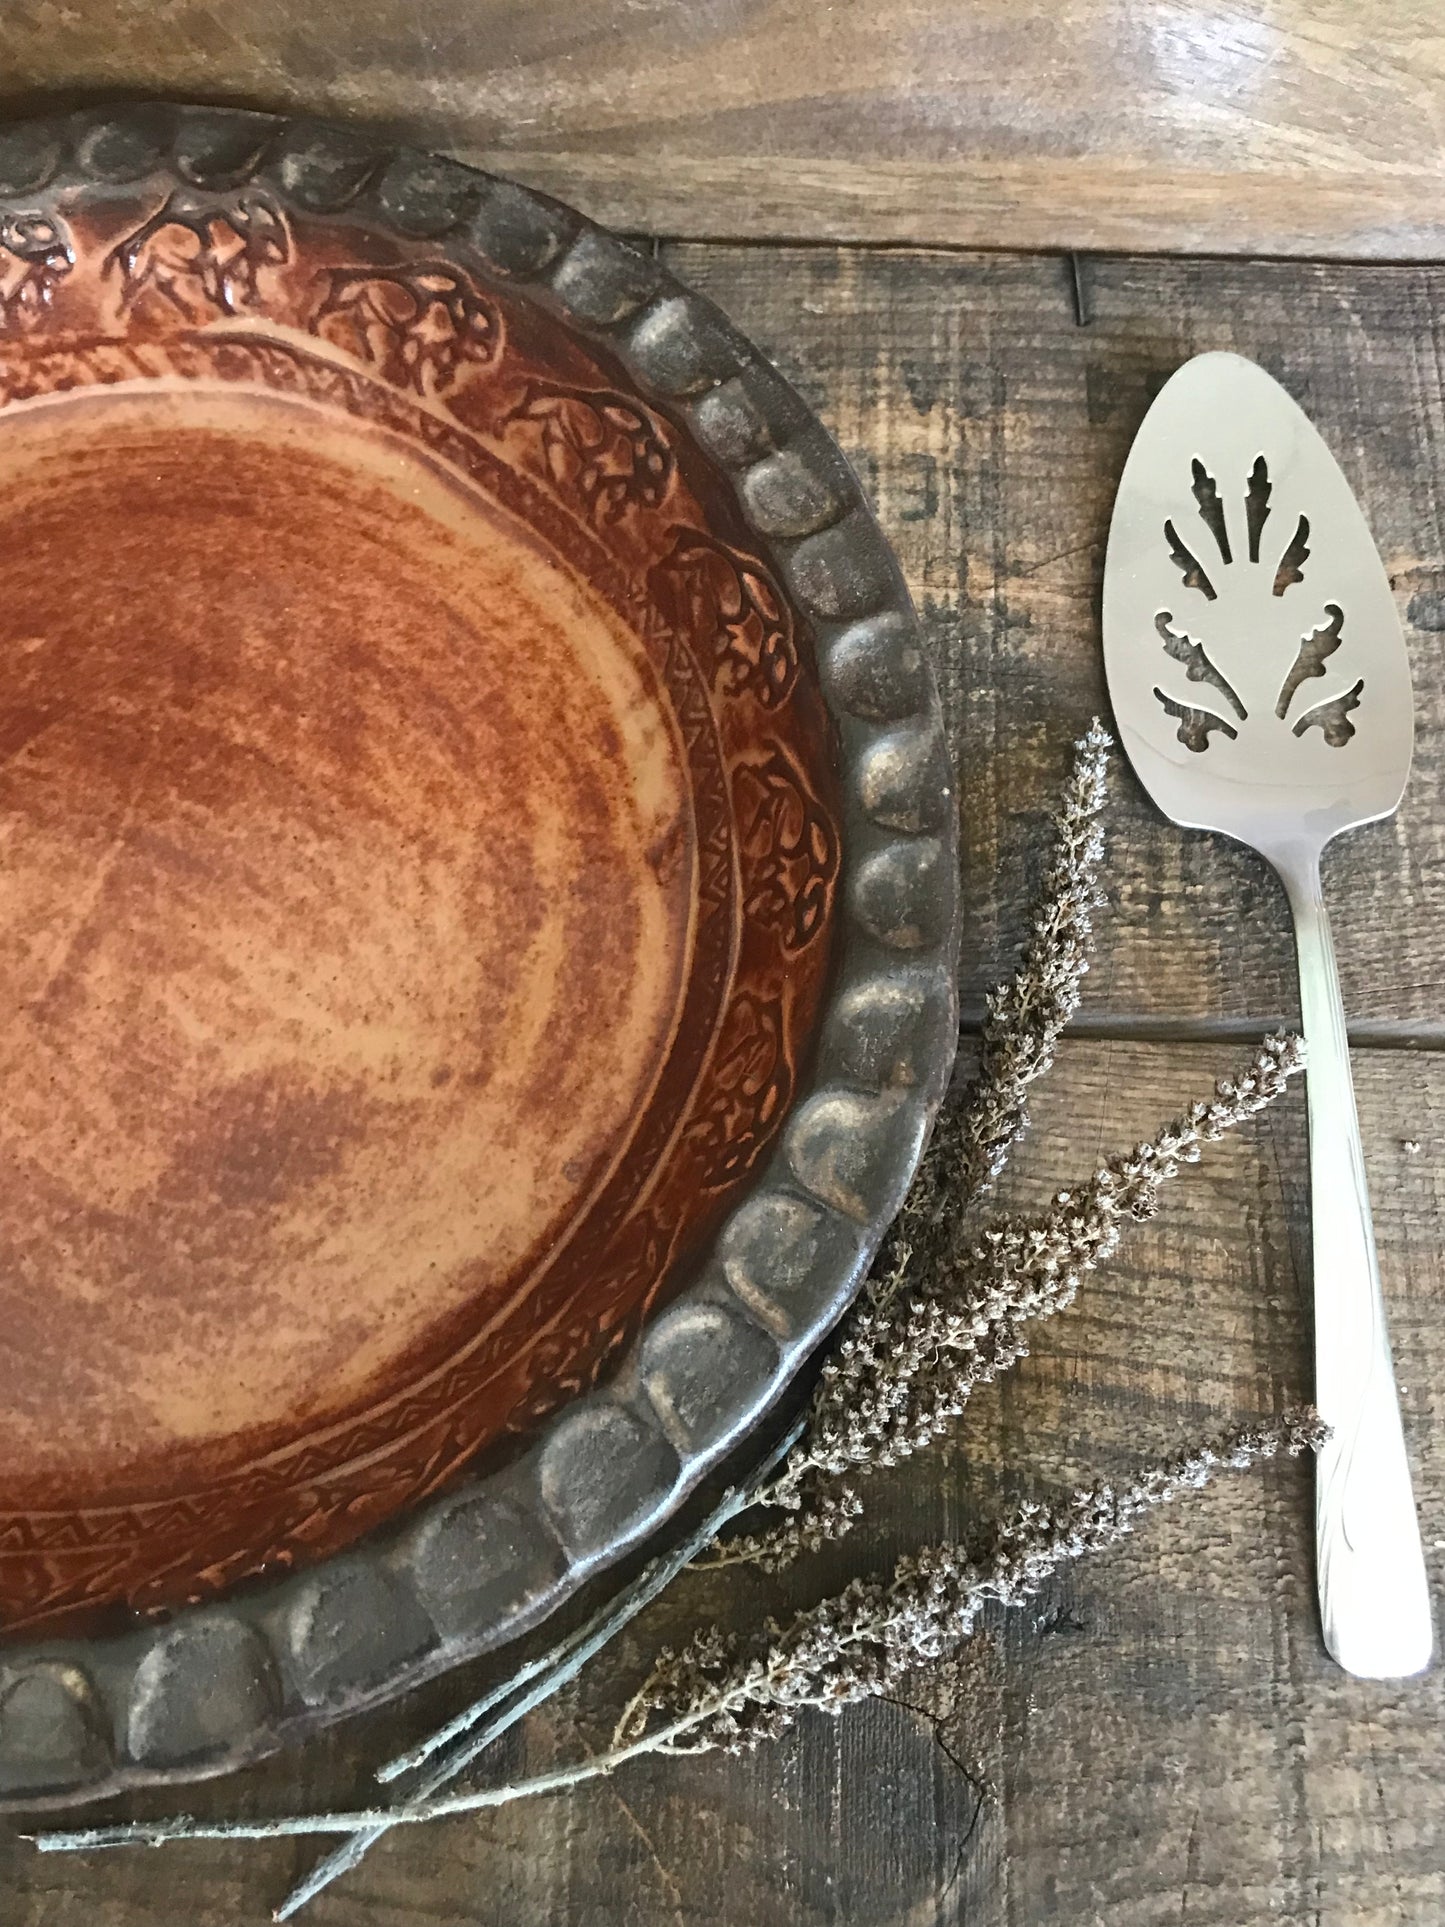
[0,212,72,325]
[503,380,673,524]
[313,262,502,397]
[105,187,290,321]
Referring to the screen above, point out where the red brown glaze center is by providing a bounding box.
[0,387,694,1503]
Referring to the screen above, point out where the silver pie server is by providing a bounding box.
[1103,350,1432,1678]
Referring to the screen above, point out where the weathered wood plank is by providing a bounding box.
[5,1040,1441,1925]
[666,243,1445,1032]
[2,1,1444,258]
[2,239,1444,1926]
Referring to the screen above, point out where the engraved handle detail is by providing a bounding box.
[1280,852,1433,1678]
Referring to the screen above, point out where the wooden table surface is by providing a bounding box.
[5,11,1445,1925]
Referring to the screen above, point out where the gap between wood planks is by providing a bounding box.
[645,231,1445,274]
[957,1011,1445,1052]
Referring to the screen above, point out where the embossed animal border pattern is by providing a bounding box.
[0,181,844,1630]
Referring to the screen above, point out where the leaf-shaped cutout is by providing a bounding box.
[1163,519,1217,600]
[1272,514,1311,596]
[1155,611,1246,718]
[1291,677,1363,746]
[1190,458,1231,562]
[1245,454,1271,562]
[1153,687,1238,752]
[1276,602,1344,719]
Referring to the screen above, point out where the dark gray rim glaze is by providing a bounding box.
[0,102,960,1810]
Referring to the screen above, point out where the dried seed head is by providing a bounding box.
[735,1029,1305,1566]
[647,1412,1323,1754]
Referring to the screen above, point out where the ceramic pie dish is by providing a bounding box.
[0,103,958,1808]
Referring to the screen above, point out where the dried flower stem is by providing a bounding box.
[695,722,1113,1577]
[270,726,1119,1905]
[930,717,1111,1228]
[21,724,1322,1927]
[718,1032,1306,1569]
[32,1411,1322,1859]
[619,1410,1324,1754]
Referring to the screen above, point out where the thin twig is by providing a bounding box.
[31,1411,1322,1858]
[18,725,1322,1927]
[274,1414,807,1917]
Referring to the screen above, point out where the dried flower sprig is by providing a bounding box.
[866,1035,1304,1455]
[32,1411,1324,1859]
[27,721,1323,1926]
[615,1409,1325,1756]
[698,721,1114,1570]
[935,715,1111,1221]
[733,1031,1305,1551]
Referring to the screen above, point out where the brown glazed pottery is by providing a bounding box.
[0,104,958,1807]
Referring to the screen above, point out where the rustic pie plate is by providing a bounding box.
[0,104,958,1807]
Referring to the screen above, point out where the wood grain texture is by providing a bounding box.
[4,1043,1441,1927]
[665,244,1445,1032]
[3,244,1444,1923]
[1,1,1444,257]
